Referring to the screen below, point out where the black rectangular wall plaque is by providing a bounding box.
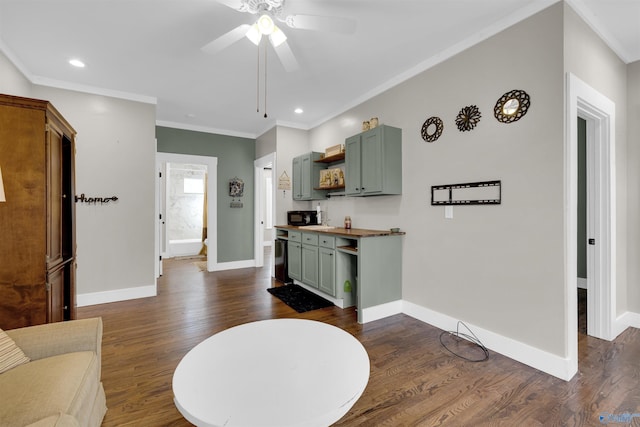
[431,180,501,205]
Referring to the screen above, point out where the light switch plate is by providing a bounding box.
[445,206,453,219]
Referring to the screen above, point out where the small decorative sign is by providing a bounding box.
[229,177,244,208]
[278,171,291,190]
[75,193,119,205]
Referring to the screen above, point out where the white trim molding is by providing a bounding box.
[209,259,255,272]
[77,285,157,307]
[402,301,575,381]
[566,72,617,382]
[360,301,403,324]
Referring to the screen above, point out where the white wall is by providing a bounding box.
[274,126,310,225]
[0,49,31,96]
[308,4,567,358]
[31,86,157,303]
[626,60,640,314]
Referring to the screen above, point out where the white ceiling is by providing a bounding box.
[0,0,638,138]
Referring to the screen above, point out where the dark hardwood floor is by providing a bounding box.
[78,255,640,426]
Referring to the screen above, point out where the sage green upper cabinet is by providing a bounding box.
[292,152,325,200]
[345,125,402,196]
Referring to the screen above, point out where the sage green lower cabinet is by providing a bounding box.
[318,247,336,296]
[355,235,403,323]
[287,241,302,281]
[277,227,403,324]
[287,230,302,281]
[301,244,319,288]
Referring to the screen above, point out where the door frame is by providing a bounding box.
[156,153,218,272]
[566,73,616,373]
[254,153,276,268]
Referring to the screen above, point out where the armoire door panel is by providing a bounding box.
[46,123,64,269]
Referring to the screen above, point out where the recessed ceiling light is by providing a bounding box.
[69,59,85,68]
[294,108,303,114]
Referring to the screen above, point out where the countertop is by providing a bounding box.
[275,224,405,238]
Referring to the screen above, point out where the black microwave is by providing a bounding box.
[287,210,319,226]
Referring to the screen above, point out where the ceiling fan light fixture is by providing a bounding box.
[257,14,275,35]
[269,26,287,47]
[246,23,262,45]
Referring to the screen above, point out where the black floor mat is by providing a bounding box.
[267,284,334,313]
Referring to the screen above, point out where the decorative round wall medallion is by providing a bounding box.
[455,105,481,132]
[421,116,444,142]
[494,89,530,123]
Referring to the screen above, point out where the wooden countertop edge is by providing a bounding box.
[275,225,406,238]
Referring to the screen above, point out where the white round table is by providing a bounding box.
[172,319,370,427]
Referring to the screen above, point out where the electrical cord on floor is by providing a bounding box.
[439,320,489,362]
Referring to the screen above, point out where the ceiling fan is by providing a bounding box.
[202,0,357,72]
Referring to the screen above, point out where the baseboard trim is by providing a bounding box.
[361,300,403,323]
[77,284,157,307]
[209,259,255,272]
[402,301,576,381]
[615,311,640,337]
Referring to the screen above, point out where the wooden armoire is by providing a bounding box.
[0,94,77,329]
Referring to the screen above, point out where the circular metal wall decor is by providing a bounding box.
[455,105,481,132]
[421,116,444,142]
[494,89,530,123]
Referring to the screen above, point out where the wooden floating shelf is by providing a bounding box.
[315,152,345,163]
[315,185,345,191]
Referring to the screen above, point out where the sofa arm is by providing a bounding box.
[5,318,102,364]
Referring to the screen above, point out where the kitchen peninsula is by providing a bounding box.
[275,225,404,323]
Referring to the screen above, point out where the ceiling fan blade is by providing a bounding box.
[273,40,299,72]
[201,24,251,55]
[215,0,244,11]
[284,14,357,34]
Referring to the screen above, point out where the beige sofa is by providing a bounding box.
[0,318,107,427]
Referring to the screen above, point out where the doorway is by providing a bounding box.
[566,73,616,376]
[254,153,276,269]
[157,153,218,273]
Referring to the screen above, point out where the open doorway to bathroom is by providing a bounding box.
[166,162,208,259]
[157,152,218,273]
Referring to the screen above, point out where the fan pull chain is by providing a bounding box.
[256,42,260,113]
[263,43,268,118]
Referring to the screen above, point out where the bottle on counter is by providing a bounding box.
[344,216,351,229]
[316,202,322,225]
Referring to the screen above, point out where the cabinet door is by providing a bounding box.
[301,154,312,199]
[46,124,64,268]
[288,241,302,281]
[360,128,383,195]
[301,244,319,288]
[292,156,302,200]
[319,247,336,296]
[47,264,65,323]
[345,135,361,195]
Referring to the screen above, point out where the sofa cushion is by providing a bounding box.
[0,328,30,374]
[0,351,100,427]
